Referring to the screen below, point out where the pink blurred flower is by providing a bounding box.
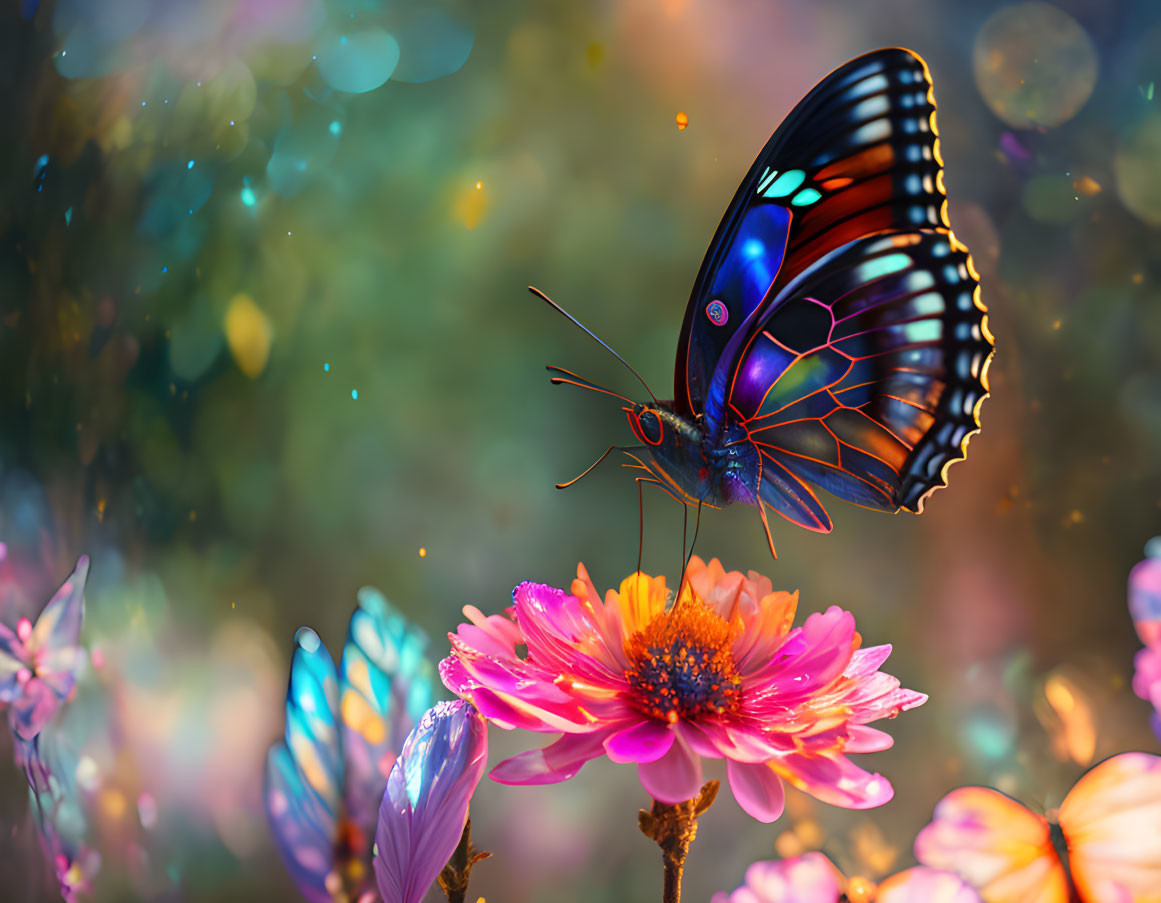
[711,852,843,903]
[1130,557,1161,739]
[0,556,88,741]
[711,852,981,903]
[440,557,925,821]
[705,849,979,900]
[373,700,488,903]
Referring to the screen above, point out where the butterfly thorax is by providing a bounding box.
[625,404,759,506]
[328,815,372,903]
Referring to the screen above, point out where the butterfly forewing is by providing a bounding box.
[914,786,1071,903]
[676,47,951,425]
[264,628,344,903]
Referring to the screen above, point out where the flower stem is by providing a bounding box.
[638,781,719,903]
[439,817,490,903]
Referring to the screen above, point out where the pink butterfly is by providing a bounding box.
[915,753,1161,903]
[0,556,88,741]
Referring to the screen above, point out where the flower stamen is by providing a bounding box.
[624,596,741,722]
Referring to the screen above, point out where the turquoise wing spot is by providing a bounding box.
[756,167,780,195]
[791,188,822,206]
[762,169,805,198]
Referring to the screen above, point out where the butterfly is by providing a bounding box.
[265,588,435,903]
[0,556,89,741]
[1129,554,1161,739]
[539,48,992,556]
[711,850,982,903]
[914,752,1161,903]
[17,727,101,903]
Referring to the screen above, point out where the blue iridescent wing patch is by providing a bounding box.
[338,587,435,846]
[676,48,953,431]
[264,627,344,903]
[731,230,990,517]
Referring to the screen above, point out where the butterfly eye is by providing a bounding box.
[706,300,728,326]
[628,410,664,445]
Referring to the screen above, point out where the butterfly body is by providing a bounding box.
[625,404,761,507]
[265,589,434,903]
[559,48,993,552]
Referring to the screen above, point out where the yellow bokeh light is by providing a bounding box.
[224,293,272,379]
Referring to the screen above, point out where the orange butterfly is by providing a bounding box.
[915,753,1161,903]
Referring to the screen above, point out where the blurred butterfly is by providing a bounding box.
[265,588,435,903]
[1129,553,1161,740]
[0,556,88,741]
[536,48,992,557]
[18,728,101,903]
[915,753,1161,903]
[711,850,982,903]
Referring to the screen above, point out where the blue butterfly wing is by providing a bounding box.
[731,230,990,519]
[339,587,435,845]
[264,627,344,903]
[676,47,950,431]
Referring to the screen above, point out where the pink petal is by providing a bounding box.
[845,724,894,753]
[846,644,893,677]
[726,759,785,823]
[512,582,624,681]
[604,719,675,764]
[679,718,784,763]
[773,753,894,809]
[490,731,612,785]
[638,730,703,804]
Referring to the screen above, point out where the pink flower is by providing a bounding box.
[711,852,982,903]
[1130,557,1161,739]
[440,557,925,821]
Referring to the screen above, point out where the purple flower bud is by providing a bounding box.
[374,700,487,903]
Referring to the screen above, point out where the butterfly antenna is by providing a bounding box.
[546,366,635,404]
[556,444,619,489]
[529,286,662,406]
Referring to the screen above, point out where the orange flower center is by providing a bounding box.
[623,596,742,723]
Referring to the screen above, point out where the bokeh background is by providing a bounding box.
[2,0,1161,900]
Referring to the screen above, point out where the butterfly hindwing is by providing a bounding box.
[265,627,344,903]
[729,229,989,518]
[676,47,950,426]
[1059,752,1161,903]
[338,587,435,845]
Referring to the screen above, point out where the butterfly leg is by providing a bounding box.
[680,503,689,587]
[757,498,779,560]
[676,498,706,605]
[637,478,644,576]
[633,476,686,576]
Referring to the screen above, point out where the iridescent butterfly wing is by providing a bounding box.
[265,627,345,903]
[0,556,89,741]
[675,48,990,531]
[914,786,1070,903]
[20,727,99,902]
[1059,752,1161,903]
[729,229,990,530]
[338,588,435,858]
